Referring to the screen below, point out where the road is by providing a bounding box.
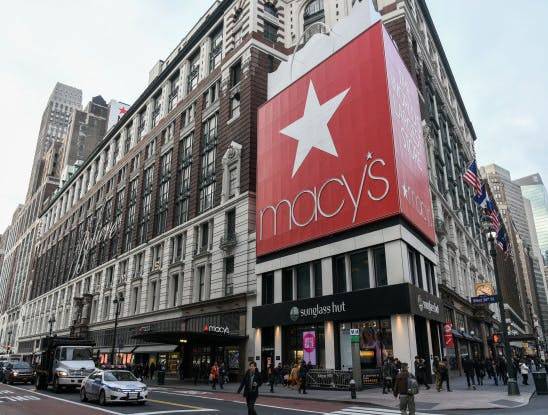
[0,382,546,415]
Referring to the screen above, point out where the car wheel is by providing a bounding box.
[99,390,107,406]
[80,388,88,402]
[53,376,61,394]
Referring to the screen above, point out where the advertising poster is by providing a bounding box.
[302,331,317,365]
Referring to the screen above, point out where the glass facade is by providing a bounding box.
[518,175,548,264]
[339,319,393,370]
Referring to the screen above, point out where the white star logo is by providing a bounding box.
[402,184,409,198]
[280,80,350,177]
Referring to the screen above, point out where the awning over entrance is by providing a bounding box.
[133,344,178,353]
[133,331,247,347]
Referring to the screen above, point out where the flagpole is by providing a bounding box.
[484,227,520,396]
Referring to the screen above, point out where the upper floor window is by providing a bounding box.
[151,91,162,128]
[231,61,242,87]
[168,72,179,111]
[303,0,325,37]
[264,22,278,42]
[181,102,195,130]
[187,52,200,93]
[202,113,218,147]
[137,108,146,138]
[209,27,223,71]
[203,80,220,110]
[264,2,278,17]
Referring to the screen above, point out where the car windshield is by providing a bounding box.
[13,362,31,370]
[60,347,92,361]
[103,371,137,382]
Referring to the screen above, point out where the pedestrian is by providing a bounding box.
[289,364,299,388]
[276,363,283,385]
[210,362,219,389]
[193,363,200,385]
[432,356,441,391]
[414,356,430,390]
[178,361,184,381]
[394,358,402,373]
[497,358,508,385]
[382,358,394,394]
[519,361,529,385]
[267,363,276,393]
[438,358,451,392]
[150,361,156,380]
[219,362,227,389]
[474,358,485,386]
[238,361,262,415]
[487,359,498,386]
[393,362,418,415]
[298,361,308,394]
[462,355,476,390]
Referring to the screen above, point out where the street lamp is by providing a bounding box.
[481,216,520,396]
[110,292,125,366]
[48,315,56,337]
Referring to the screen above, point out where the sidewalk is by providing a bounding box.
[148,375,535,411]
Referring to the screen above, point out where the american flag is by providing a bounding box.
[463,160,482,195]
[496,228,510,253]
[485,200,501,233]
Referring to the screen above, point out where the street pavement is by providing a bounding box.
[0,381,545,415]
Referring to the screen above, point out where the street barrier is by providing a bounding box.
[306,369,352,390]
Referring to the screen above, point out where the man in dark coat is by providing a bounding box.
[463,356,476,389]
[238,362,262,415]
[298,362,308,394]
[414,356,430,390]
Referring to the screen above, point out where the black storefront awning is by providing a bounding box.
[133,330,247,346]
[253,283,444,327]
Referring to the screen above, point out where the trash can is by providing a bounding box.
[532,372,548,395]
[157,369,166,385]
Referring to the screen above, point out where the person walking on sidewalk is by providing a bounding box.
[149,362,156,381]
[210,362,219,390]
[394,362,418,415]
[238,362,262,415]
[298,361,308,394]
[382,358,394,394]
[438,358,451,392]
[462,356,476,390]
[267,363,276,393]
[519,360,530,385]
[497,358,508,385]
[178,361,184,381]
[474,358,485,386]
[219,362,227,389]
[432,357,441,391]
[414,356,430,390]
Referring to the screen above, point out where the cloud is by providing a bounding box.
[0,0,212,231]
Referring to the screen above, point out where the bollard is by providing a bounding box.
[349,379,357,399]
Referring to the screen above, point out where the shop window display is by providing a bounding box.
[339,319,393,371]
[283,324,325,368]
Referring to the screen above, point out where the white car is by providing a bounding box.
[80,370,148,406]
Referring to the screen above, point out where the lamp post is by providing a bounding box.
[48,315,56,337]
[482,223,520,395]
[110,292,124,366]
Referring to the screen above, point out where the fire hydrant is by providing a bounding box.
[349,379,357,399]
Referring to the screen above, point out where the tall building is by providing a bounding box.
[516,174,548,265]
[6,0,497,383]
[481,164,544,339]
[61,96,109,183]
[27,82,82,199]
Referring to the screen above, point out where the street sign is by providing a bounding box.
[471,295,498,305]
[350,328,360,344]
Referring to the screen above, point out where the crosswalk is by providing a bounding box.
[327,406,443,415]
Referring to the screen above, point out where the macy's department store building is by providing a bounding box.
[251,20,445,385]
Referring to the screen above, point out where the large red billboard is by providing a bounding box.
[256,22,435,257]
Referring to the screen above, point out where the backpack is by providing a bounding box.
[407,375,419,395]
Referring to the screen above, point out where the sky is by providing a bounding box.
[0,0,547,232]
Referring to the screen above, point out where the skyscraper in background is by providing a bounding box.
[516,174,548,265]
[26,82,82,199]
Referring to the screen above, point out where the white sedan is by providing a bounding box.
[80,369,148,406]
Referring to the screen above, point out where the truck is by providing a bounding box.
[34,336,96,393]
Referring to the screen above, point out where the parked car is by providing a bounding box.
[3,361,34,385]
[80,370,147,406]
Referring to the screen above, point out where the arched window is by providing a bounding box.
[264,2,278,17]
[303,0,325,40]
[304,0,324,21]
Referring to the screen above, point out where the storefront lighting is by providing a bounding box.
[179,339,188,343]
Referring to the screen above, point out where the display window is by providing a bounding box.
[282,324,325,368]
[339,319,392,370]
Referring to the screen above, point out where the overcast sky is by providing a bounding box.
[0,1,546,232]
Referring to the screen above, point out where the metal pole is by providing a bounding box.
[111,299,120,366]
[488,233,520,395]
